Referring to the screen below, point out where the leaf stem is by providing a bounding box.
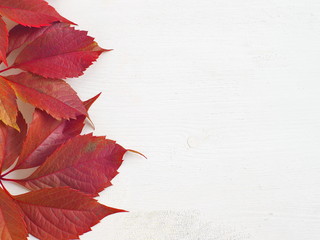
[0,168,14,178]
[0,66,14,74]
[1,178,20,182]
[127,149,147,159]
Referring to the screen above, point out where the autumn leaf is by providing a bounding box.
[7,22,49,56]
[10,23,107,79]
[0,112,27,172]
[14,93,100,170]
[5,72,87,120]
[0,22,107,128]
[0,188,28,240]
[0,2,133,240]
[14,187,124,240]
[0,105,128,239]
[0,0,73,27]
[18,134,126,196]
[14,109,85,170]
[0,0,73,65]
[0,76,19,130]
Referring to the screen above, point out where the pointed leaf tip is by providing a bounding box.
[83,93,102,111]
[14,187,121,240]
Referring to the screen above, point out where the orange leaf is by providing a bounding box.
[0,76,18,130]
[0,112,27,172]
[0,188,28,240]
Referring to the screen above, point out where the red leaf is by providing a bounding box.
[19,134,126,196]
[5,72,87,120]
[0,2,132,240]
[7,23,51,56]
[0,16,8,65]
[0,188,28,240]
[0,0,73,27]
[14,109,85,170]
[0,76,18,130]
[12,23,107,79]
[0,112,27,172]
[14,187,124,240]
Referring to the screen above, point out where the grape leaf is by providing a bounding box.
[14,187,124,240]
[14,109,85,170]
[18,134,126,196]
[0,188,28,240]
[7,22,50,56]
[0,112,27,172]
[0,0,73,65]
[0,2,133,240]
[5,72,87,120]
[11,23,107,79]
[14,94,99,170]
[0,22,107,128]
[0,0,73,27]
[0,76,18,130]
[0,104,128,239]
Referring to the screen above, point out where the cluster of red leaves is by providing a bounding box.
[0,1,130,240]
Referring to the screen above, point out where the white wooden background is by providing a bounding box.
[6,0,320,239]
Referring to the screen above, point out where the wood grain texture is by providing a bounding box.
[3,0,320,239]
